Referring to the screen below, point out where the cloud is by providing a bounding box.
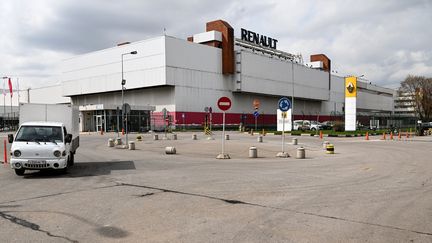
[1,0,431,90]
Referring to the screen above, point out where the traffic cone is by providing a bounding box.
[100,128,104,135]
[365,132,369,140]
[382,132,386,140]
[390,132,393,140]
[122,128,125,135]
[319,130,323,139]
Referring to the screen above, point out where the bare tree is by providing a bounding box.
[400,75,432,121]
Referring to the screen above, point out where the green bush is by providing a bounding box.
[333,121,345,132]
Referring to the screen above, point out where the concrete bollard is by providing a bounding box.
[249,146,257,158]
[257,136,263,143]
[108,138,114,147]
[296,147,305,159]
[192,134,197,140]
[225,134,230,140]
[153,134,159,140]
[326,144,335,154]
[292,138,298,145]
[165,146,176,154]
[250,129,254,136]
[323,141,330,150]
[172,134,177,140]
[115,138,122,145]
[128,141,135,150]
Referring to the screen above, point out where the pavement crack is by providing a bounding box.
[135,192,155,198]
[118,182,432,237]
[0,184,120,205]
[0,211,78,243]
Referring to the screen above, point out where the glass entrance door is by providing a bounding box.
[95,115,103,132]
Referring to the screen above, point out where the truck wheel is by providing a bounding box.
[15,169,25,176]
[68,153,75,166]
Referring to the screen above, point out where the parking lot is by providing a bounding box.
[1,131,432,242]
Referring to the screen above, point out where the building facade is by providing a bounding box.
[60,20,395,132]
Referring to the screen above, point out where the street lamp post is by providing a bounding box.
[291,62,295,131]
[121,51,137,146]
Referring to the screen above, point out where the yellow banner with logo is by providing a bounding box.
[345,76,357,97]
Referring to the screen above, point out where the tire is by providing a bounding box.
[59,167,68,174]
[67,153,75,166]
[15,169,25,176]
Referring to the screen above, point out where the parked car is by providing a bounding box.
[293,120,311,131]
[309,120,323,131]
[320,121,334,130]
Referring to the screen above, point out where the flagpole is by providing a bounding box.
[17,78,20,117]
[8,78,13,130]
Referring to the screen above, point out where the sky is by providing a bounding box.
[1,0,431,90]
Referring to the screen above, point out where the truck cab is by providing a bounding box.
[9,122,76,176]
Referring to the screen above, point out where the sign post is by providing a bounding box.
[277,97,291,158]
[122,103,131,146]
[253,110,259,131]
[253,99,260,132]
[217,97,232,159]
[162,108,168,139]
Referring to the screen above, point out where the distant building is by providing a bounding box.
[394,91,416,117]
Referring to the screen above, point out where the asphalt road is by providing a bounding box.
[0,132,432,242]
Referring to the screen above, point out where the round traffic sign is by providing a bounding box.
[253,99,260,109]
[122,103,131,115]
[253,111,259,117]
[217,97,232,111]
[278,97,291,112]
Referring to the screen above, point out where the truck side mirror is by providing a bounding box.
[8,134,13,143]
[65,134,72,144]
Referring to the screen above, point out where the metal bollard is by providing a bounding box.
[292,138,298,145]
[326,144,334,154]
[153,134,159,140]
[249,146,257,158]
[225,134,230,140]
[128,141,135,150]
[322,141,330,150]
[108,138,114,147]
[257,136,263,143]
[172,134,177,140]
[192,134,197,140]
[165,146,176,154]
[115,138,122,145]
[296,147,305,159]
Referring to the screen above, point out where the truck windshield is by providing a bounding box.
[15,126,63,143]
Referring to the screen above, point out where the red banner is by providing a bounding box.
[8,78,12,97]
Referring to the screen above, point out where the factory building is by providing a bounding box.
[60,20,395,132]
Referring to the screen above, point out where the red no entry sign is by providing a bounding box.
[217,97,232,111]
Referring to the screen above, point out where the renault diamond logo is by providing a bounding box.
[346,82,355,93]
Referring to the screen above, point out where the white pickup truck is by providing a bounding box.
[8,104,79,176]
